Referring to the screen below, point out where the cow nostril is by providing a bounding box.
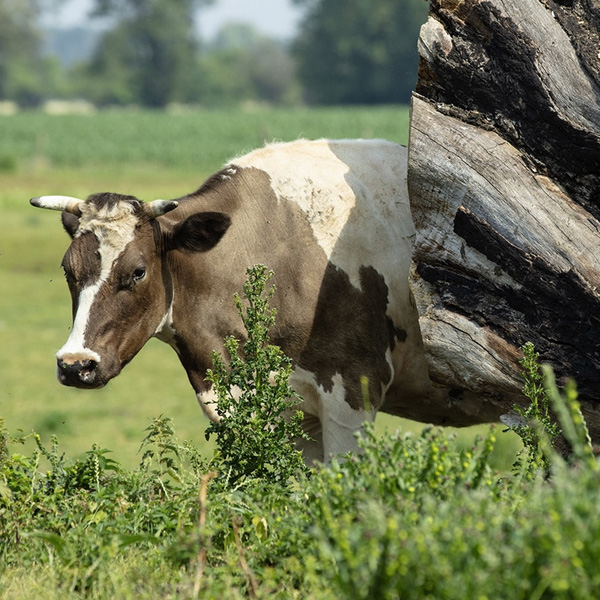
[78,359,97,382]
[58,357,98,384]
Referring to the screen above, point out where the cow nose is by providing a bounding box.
[57,356,99,387]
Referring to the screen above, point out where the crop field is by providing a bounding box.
[3,106,600,599]
[0,105,411,179]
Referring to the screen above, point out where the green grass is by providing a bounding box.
[0,399,597,600]
[0,106,521,470]
[12,106,588,600]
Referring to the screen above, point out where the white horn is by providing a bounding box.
[144,199,179,218]
[30,195,84,215]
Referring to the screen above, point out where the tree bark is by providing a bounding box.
[408,0,600,438]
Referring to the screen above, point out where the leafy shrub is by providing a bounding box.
[509,342,596,479]
[306,359,600,600]
[2,385,600,599]
[311,459,600,600]
[0,416,207,592]
[205,264,308,488]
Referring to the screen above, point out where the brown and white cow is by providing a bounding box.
[31,139,491,463]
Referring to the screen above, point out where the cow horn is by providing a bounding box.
[30,195,84,216]
[144,199,179,218]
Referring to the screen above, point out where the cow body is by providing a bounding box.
[32,139,496,462]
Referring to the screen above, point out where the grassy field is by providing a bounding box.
[0,105,411,177]
[8,106,598,600]
[0,105,520,470]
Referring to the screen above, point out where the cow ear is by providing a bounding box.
[169,212,231,252]
[61,211,80,238]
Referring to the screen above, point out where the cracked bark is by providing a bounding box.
[407,0,600,439]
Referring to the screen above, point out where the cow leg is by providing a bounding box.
[297,412,324,465]
[196,390,221,423]
[291,368,375,462]
[320,399,373,461]
[296,405,371,464]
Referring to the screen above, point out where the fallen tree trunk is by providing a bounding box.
[407,0,600,437]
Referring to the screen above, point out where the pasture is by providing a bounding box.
[2,106,600,599]
[0,105,519,468]
[0,106,408,464]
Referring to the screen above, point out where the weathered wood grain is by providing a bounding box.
[408,0,600,437]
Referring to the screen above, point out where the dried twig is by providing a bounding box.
[192,471,216,598]
[233,517,259,599]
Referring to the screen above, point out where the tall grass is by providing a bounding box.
[0,319,596,599]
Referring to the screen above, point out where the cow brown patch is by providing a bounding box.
[164,166,330,390]
[393,323,408,344]
[299,264,393,410]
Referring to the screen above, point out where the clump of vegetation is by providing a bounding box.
[510,342,596,477]
[542,365,597,472]
[1,270,599,599]
[517,342,561,442]
[205,264,309,487]
[509,342,562,473]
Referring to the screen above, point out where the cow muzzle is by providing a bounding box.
[57,354,101,388]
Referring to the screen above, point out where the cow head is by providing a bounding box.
[31,193,230,389]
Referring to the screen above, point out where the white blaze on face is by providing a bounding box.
[56,202,140,363]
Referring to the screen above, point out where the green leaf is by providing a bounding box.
[27,531,71,563]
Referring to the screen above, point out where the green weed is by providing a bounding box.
[509,342,595,479]
[543,366,597,471]
[509,342,561,474]
[205,265,308,487]
[1,365,599,598]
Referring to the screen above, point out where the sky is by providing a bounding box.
[46,0,305,41]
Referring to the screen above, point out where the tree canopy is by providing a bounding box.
[0,0,59,106]
[293,0,428,104]
[85,0,212,107]
[0,0,429,108]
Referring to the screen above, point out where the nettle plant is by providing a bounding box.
[205,265,309,487]
[511,342,596,475]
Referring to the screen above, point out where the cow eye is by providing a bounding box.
[132,267,146,282]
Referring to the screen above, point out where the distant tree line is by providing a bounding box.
[0,0,428,108]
